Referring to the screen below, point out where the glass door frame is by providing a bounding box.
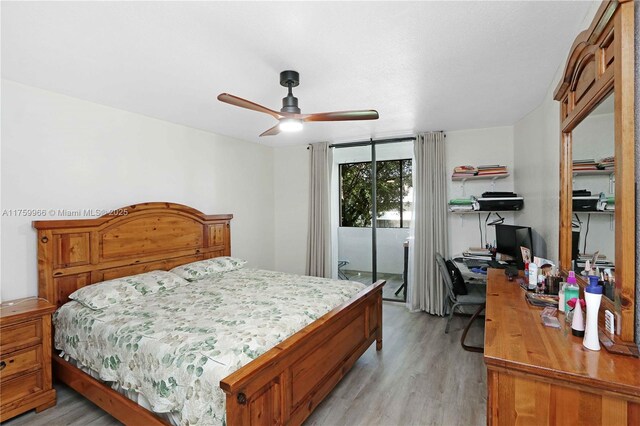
[332,136,415,302]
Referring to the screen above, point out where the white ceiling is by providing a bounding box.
[2,1,596,146]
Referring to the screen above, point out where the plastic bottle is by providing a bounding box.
[564,271,579,323]
[583,283,603,351]
[558,284,566,313]
[536,274,545,294]
[528,263,538,290]
[571,299,585,337]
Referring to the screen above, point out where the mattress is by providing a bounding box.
[54,268,365,425]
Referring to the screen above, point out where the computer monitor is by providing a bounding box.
[495,224,533,270]
[572,230,580,261]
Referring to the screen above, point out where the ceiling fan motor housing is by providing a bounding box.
[280,70,301,114]
[280,70,299,87]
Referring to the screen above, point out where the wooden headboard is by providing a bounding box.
[33,202,232,307]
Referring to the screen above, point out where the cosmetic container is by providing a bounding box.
[583,283,603,351]
[564,272,579,321]
[571,298,584,337]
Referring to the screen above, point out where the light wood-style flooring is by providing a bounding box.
[344,271,406,301]
[4,303,486,426]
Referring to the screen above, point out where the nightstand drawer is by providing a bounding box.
[0,369,43,406]
[0,319,42,354]
[0,345,42,382]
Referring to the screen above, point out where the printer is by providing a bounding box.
[475,192,524,211]
[572,190,605,212]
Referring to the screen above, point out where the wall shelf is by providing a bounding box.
[451,173,509,182]
[573,210,614,215]
[448,209,520,214]
[573,209,615,230]
[572,169,613,176]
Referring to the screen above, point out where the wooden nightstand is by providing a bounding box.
[0,298,57,422]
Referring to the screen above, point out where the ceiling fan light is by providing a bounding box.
[279,118,303,132]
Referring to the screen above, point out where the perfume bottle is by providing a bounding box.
[564,271,579,323]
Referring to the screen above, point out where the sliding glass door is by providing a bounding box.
[333,141,413,302]
[334,145,374,289]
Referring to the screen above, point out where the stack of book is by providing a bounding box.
[476,165,508,176]
[448,198,477,212]
[452,165,478,178]
[598,156,614,170]
[573,159,599,171]
[604,196,615,211]
[462,247,493,261]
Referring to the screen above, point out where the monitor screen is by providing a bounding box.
[572,230,580,261]
[495,224,533,269]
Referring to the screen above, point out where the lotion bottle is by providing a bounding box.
[583,283,603,351]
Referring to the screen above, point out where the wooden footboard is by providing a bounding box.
[220,280,385,425]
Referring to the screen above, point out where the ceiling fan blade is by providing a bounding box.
[217,93,282,119]
[259,124,281,137]
[303,110,379,122]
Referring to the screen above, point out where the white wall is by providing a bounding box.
[445,126,515,256]
[512,1,603,263]
[273,145,309,275]
[512,94,560,260]
[1,79,275,301]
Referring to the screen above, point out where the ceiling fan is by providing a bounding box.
[217,70,379,137]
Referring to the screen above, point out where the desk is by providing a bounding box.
[484,269,640,425]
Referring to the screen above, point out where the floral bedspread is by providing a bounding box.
[54,268,365,425]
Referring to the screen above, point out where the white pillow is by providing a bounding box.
[69,270,187,310]
[170,256,247,281]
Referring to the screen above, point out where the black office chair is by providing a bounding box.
[435,253,486,352]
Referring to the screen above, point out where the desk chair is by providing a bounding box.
[435,253,486,353]
[394,241,410,298]
[338,260,349,280]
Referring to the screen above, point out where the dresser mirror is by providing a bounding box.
[571,92,615,280]
[554,0,635,342]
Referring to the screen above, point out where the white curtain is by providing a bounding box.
[306,142,332,277]
[407,132,449,314]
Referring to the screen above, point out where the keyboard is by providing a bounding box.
[464,259,488,268]
[487,260,508,269]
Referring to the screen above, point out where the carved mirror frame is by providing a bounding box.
[554,0,635,342]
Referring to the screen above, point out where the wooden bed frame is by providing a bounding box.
[33,202,384,425]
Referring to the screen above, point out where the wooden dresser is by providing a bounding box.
[484,269,640,425]
[0,298,57,422]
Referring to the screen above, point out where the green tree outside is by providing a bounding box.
[340,159,412,228]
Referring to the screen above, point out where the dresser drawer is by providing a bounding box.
[0,369,43,406]
[0,319,42,354]
[0,345,42,382]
